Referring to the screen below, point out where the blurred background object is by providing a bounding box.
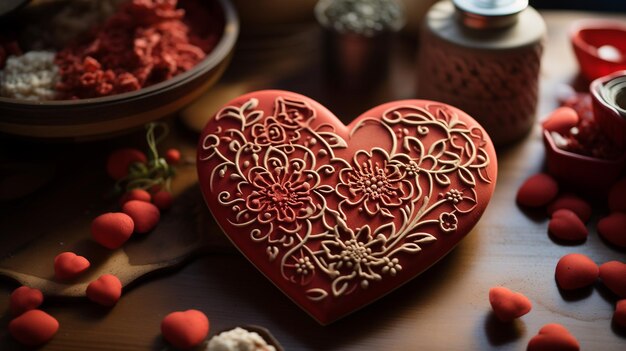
[530,0,626,12]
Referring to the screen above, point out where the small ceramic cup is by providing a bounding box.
[571,20,626,82]
[590,70,626,149]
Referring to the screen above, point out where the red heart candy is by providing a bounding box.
[555,253,599,290]
[86,274,122,306]
[197,90,498,324]
[54,252,90,280]
[517,173,559,208]
[599,261,626,298]
[119,188,151,205]
[488,286,532,322]
[10,286,43,316]
[161,309,209,349]
[547,194,592,223]
[527,323,579,351]
[542,107,579,135]
[152,190,173,210]
[91,212,134,249]
[597,213,626,248]
[614,300,626,329]
[9,309,59,346]
[608,177,626,213]
[106,148,147,180]
[122,200,160,233]
[548,209,588,241]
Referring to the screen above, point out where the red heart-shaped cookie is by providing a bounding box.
[9,309,59,346]
[10,286,44,316]
[197,90,497,324]
[91,212,135,249]
[86,274,122,306]
[548,209,588,242]
[599,261,626,298]
[527,323,579,351]
[161,309,209,349]
[54,252,90,280]
[488,286,532,322]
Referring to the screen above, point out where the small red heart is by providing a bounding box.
[599,261,626,298]
[10,286,43,316]
[555,253,599,290]
[597,213,626,248]
[527,323,579,351]
[86,274,122,306]
[488,286,532,322]
[9,309,59,346]
[91,212,134,249]
[542,107,579,135]
[548,209,588,241]
[152,190,173,210]
[614,300,626,329]
[517,173,559,208]
[547,194,592,223]
[106,148,147,180]
[608,177,626,213]
[161,309,209,350]
[54,252,90,280]
[119,189,151,206]
[122,200,160,233]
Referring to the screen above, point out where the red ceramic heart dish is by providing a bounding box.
[197,90,497,324]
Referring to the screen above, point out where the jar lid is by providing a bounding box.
[453,0,528,28]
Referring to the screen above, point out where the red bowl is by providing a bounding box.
[543,130,626,195]
[571,20,626,82]
[590,70,626,149]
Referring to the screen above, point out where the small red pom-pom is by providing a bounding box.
[165,148,181,165]
[122,200,160,233]
[91,212,134,249]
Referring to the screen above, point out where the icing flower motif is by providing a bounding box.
[337,148,413,217]
[438,187,478,213]
[321,224,387,296]
[274,97,316,129]
[250,117,301,146]
[283,249,316,285]
[439,212,458,233]
[239,148,324,235]
[381,257,402,276]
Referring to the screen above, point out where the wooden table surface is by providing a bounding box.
[1,10,626,351]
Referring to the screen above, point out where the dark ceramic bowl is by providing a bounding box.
[590,70,626,149]
[0,0,239,139]
[571,20,626,82]
[543,130,626,195]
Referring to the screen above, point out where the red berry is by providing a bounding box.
[597,213,626,248]
[608,178,626,213]
[547,194,592,223]
[527,323,579,351]
[9,310,59,346]
[91,212,134,249]
[161,310,209,349]
[165,148,181,165]
[152,191,173,210]
[122,200,160,233]
[599,261,626,298]
[516,173,559,207]
[119,189,151,205]
[555,253,598,290]
[86,274,122,306]
[488,286,532,322]
[548,209,588,242]
[54,252,90,280]
[10,286,43,316]
[106,148,147,180]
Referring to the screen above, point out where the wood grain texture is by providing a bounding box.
[1,10,625,351]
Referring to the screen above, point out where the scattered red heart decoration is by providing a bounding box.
[517,173,559,208]
[54,252,90,280]
[547,194,592,223]
[597,213,626,248]
[555,253,598,290]
[91,212,135,249]
[542,107,579,135]
[161,309,209,350]
[10,286,43,316]
[86,274,122,306]
[120,189,152,205]
[152,190,173,210]
[614,300,626,329]
[488,286,532,322]
[608,177,626,213]
[548,209,588,242]
[527,323,579,351]
[197,90,497,324]
[599,261,626,298]
[122,200,160,234]
[9,309,59,346]
[106,148,147,180]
